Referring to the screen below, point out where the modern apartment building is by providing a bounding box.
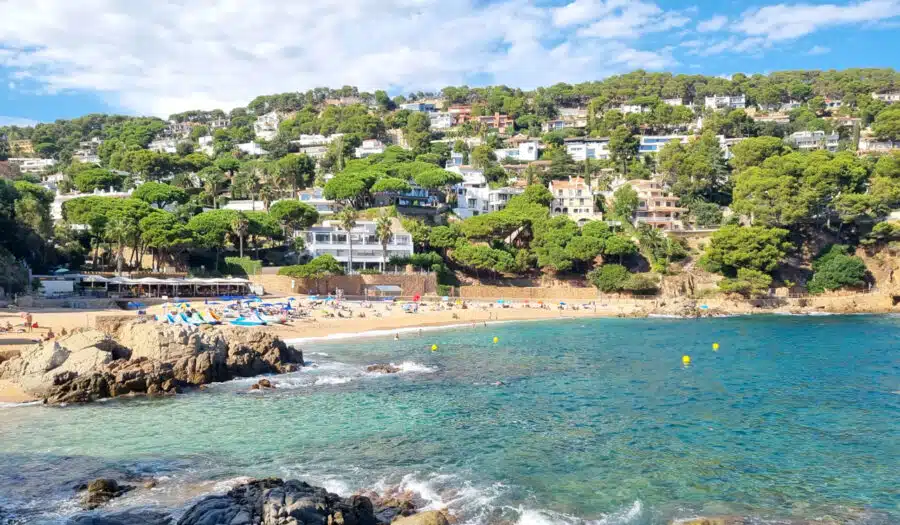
[787,130,840,152]
[704,94,746,110]
[253,111,283,141]
[565,137,611,161]
[297,219,414,272]
[7,157,58,174]
[354,139,386,158]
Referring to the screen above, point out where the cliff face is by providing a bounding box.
[0,321,304,404]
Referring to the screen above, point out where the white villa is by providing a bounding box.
[549,176,603,224]
[296,219,415,272]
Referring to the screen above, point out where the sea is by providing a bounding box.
[0,315,898,524]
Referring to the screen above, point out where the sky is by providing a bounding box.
[1,0,899,125]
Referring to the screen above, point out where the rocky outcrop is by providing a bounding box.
[391,511,451,525]
[0,321,303,404]
[177,479,379,525]
[366,364,401,374]
[65,478,433,525]
[79,479,135,510]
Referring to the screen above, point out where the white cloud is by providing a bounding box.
[807,45,831,55]
[0,0,677,116]
[697,15,728,32]
[0,116,39,127]
[735,0,900,41]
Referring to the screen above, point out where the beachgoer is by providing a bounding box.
[25,313,33,332]
[60,327,68,336]
[394,333,400,340]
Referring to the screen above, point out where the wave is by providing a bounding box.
[0,400,42,409]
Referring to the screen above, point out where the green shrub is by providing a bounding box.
[622,273,659,295]
[718,268,772,297]
[808,249,867,294]
[588,264,629,292]
[223,256,262,276]
[437,284,453,296]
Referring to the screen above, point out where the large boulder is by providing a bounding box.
[177,478,378,525]
[79,478,135,510]
[391,511,451,525]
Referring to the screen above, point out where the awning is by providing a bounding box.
[371,285,402,293]
[81,275,109,283]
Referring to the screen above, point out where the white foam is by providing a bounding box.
[392,361,437,374]
[0,401,42,409]
[314,376,353,386]
[284,319,536,345]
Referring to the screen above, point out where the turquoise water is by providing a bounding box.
[1,316,898,524]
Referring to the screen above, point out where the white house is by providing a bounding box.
[493,141,540,162]
[449,167,525,218]
[858,137,899,154]
[208,118,231,130]
[237,142,269,156]
[298,187,339,216]
[638,135,691,155]
[429,112,454,130]
[198,135,215,155]
[787,131,839,152]
[72,137,103,165]
[253,111,283,141]
[149,138,178,154]
[290,134,342,147]
[355,139,386,158]
[872,92,900,104]
[565,138,611,161]
[620,104,649,114]
[704,94,746,110]
[663,98,684,107]
[296,219,414,272]
[399,102,436,112]
[549,176,603,224]
[7,158,58,174]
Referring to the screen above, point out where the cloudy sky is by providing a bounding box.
[1,0,899,124]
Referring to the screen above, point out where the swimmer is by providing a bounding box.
[394,333,400,340]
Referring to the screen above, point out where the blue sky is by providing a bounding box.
[1,0,899,124]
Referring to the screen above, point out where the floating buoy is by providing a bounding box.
[493,336,499,344]
[682,355,691,366]
[431,344,438,352]
[712,342,720,351]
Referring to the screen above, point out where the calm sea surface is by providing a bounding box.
[0,315,898,524]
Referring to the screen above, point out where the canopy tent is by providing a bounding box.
[366,285,402,299]
[91,276,252,299]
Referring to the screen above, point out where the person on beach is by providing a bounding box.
[24,313,33,332]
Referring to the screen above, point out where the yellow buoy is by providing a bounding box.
[682,355,691,365]
[712,342,720,351]
[431,344,438,352]
[493,336,499,344]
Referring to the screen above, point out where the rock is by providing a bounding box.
[68,510,173,525]
[252,378,275,390]
[366,364,401,374]
[80,478,134,510]
[176,478,379,525]
[391,510,451,525]
[27,322,305,404]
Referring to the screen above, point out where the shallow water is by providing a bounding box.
[1,316,898,524]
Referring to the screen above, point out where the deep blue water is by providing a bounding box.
[0,316,898,524]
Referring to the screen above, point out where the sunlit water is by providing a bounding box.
[1,316,898,524]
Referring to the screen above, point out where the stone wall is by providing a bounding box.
[251,273,437,297]
[459,285,599,300]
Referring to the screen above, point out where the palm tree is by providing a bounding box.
[201,168,226,209]
[375,214,393,272]
[337,207,359,273]
[259,182,277,211]
[231,212,249,259]
[104,216,135,275]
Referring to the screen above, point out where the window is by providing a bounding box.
[315,233,330,243]
[580,199,585,205]
[334,234,347,243]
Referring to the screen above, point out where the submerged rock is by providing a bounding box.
[366,364,401,374]
[68,509,173,525]
[251,378,275,390]
[0,321,303,404]
[79,478,135,510]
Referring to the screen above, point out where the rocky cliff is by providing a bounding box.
[0,321,303,404]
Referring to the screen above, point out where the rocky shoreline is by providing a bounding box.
[67,477,448,525]
[0,320,304,404]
